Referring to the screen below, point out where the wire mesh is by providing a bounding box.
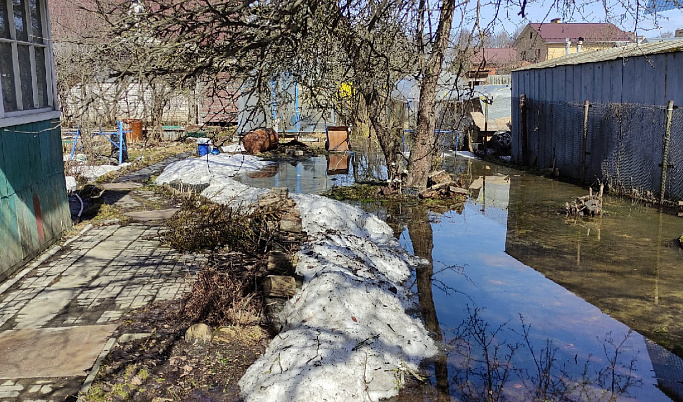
[516,99,683,201]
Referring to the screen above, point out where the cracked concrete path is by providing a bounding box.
[0,152,204,401]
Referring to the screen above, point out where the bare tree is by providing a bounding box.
[83,0,657,188]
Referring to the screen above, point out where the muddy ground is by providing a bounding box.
[81,300,270,402]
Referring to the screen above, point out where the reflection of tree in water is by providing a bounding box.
[409,206,451,401]
[385,203,644,401]
[351,136,389,182]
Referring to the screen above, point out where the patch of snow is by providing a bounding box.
[156,153,272,186]
[220,143,245,153]
[157,157,438,401]
[240,193,437,401]
[70,164,128,180]
[456,151,478,159]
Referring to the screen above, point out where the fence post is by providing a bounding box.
[660,100,674,205]
[580,100,590,182]
[520,94,528,165]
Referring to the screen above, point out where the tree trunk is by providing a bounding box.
[405,0,457,190]
[363,90,402,185]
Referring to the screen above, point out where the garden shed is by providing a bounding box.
[511,41,683,201]
[0,0,71,281]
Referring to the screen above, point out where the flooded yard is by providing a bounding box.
[238,150,683,400]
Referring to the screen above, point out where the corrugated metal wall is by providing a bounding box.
[0,119,71,281]
[511,50,683,200]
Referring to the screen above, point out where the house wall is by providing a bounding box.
[511,50,683,200]
[0,119,71,281]
[546,43,615,59]
[515,26,549,63]
[62,80,239,127]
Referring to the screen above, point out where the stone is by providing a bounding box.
[450,186,469,195]
[185,323,213,344]
[264,297,288,332]
[267,251,290,271]
[263,275,297,298]
[280,217,302,233]
[124,208,179,222]
[428,170,452,186]
[100,182,143,191]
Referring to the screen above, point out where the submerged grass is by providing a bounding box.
[322,182,466,218]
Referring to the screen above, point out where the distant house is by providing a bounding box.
[49,0,239,127]
[466,48,517,86]
[514,19,634,63]
[1,0,72,281]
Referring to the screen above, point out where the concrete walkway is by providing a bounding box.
[0,154,204,401]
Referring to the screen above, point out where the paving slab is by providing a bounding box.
[0,325,117,378]
[99,182,143,191]
[124,208,180,222]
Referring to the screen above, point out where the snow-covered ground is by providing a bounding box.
[70,163,130,180]
[156,154,438,401]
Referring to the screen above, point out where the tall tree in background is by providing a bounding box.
[83,0,658,188]
[405,0,457,190]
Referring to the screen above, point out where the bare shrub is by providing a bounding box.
[181,268,262,327]
[161,196,263,253]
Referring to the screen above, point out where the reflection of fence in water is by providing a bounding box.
[515,98,683,202]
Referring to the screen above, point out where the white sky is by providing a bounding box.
[472,0,683,38]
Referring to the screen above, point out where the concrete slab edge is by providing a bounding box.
[0,224,93,296]
[78,336,117,399]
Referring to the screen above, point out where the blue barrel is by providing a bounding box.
[197,143,210,156]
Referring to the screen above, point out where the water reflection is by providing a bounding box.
[240,150,683,400]
[408,206,450,401]
[384,157,681,400]
[235,155,355,193]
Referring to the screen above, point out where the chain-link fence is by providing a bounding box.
[513,97,683,202]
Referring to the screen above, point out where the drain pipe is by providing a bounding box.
[565,38,571,55]
[74,193,84,222]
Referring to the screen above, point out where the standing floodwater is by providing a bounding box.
[239,150,683,400]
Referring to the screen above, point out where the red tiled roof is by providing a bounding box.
[529,23,634,43]
[471,48,517,65]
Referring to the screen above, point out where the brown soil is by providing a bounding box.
[81,300,271,402]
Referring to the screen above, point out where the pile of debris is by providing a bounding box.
[419,170,469,199]
[253,187,307,331]
[566,184,604,217]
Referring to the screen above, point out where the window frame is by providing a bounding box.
[0,0,59,128]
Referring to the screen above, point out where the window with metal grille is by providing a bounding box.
[0,0,55,118]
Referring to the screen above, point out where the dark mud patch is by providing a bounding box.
[81,300,270,401]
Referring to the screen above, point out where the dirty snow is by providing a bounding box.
[156,154,272,206]
[70,163,129,180]
[220,143,245,153]
[239,193,437,401]
[157,154,439,401]
[456,150,478,159]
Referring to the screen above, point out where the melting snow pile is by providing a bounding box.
[156,154,272,206]
[156,154,438,401]
[71,163,129,180]
[240,194,438,401]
